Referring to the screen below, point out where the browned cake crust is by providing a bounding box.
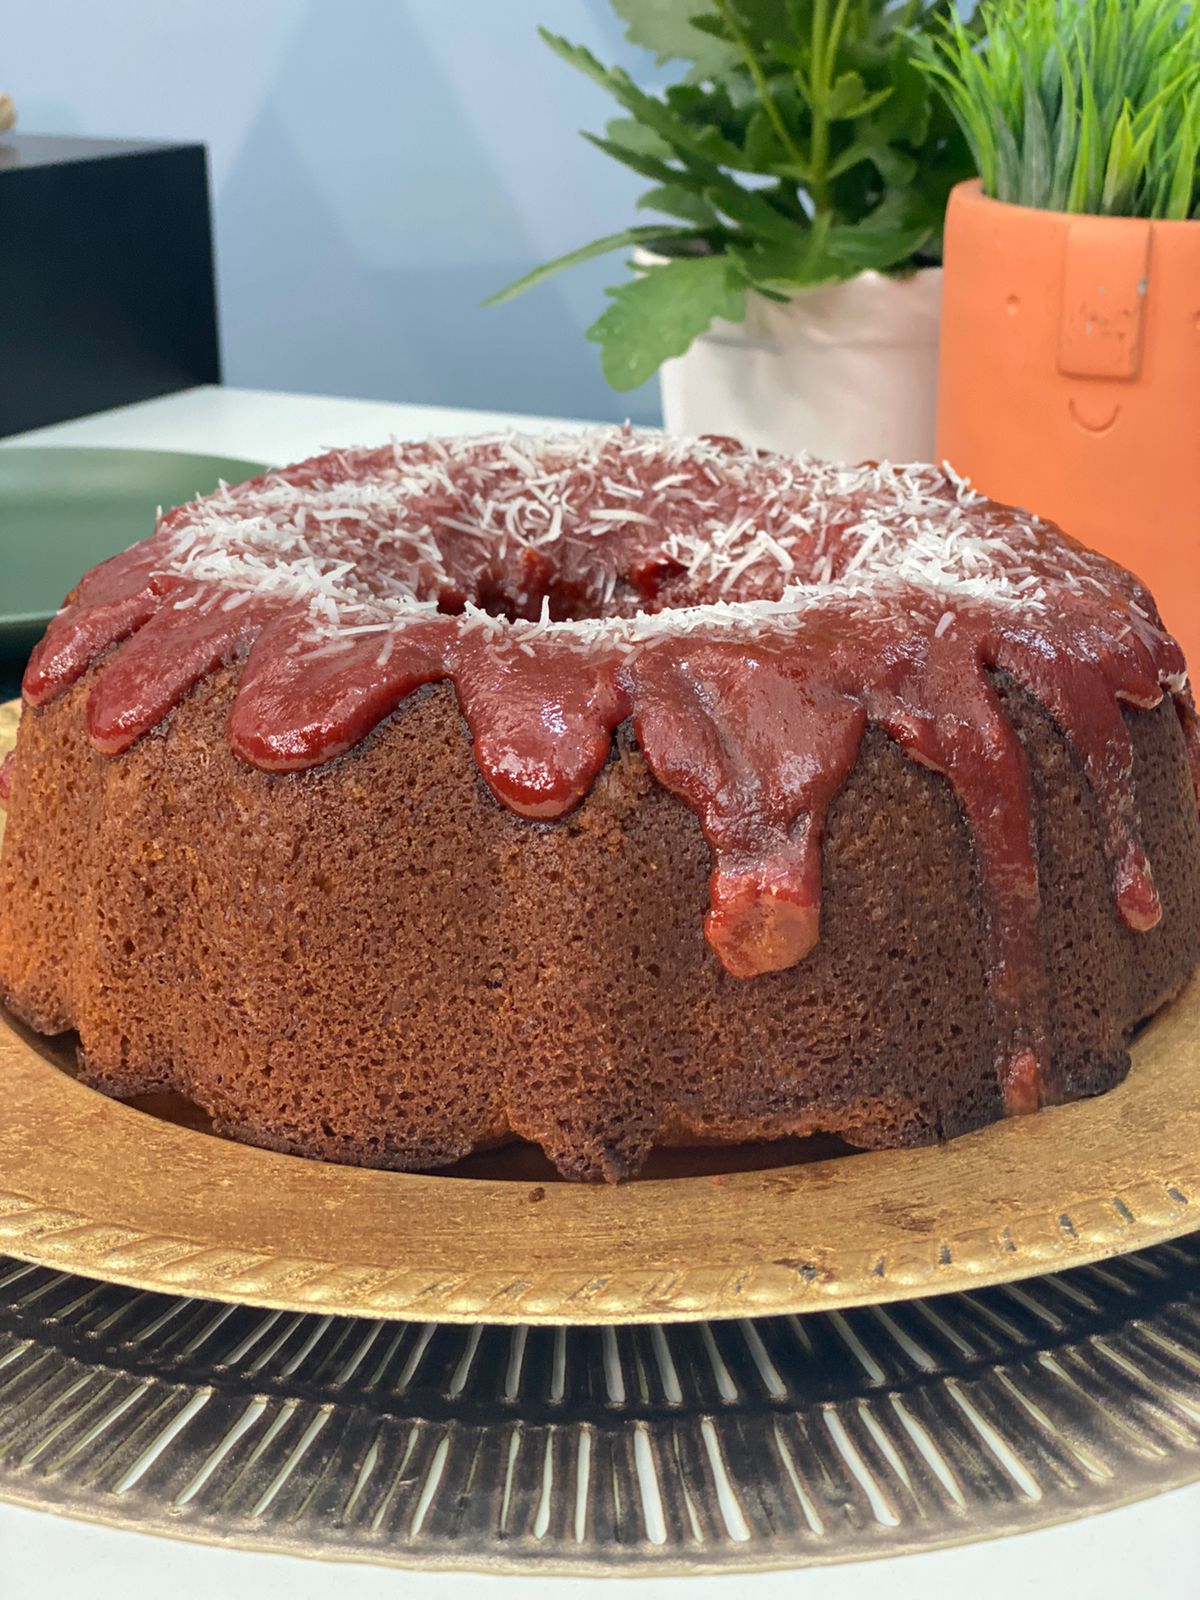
[2,664,1198,1181]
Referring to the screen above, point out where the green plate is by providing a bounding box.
[0,446,268,668]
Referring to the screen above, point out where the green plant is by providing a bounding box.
[919,0,1200,219]
[486,1,973,390]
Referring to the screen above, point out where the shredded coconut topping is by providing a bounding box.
[152,426,1154,657]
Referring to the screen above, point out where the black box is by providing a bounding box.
[0,135,221,436]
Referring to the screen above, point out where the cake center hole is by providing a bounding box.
[428,541,795,626]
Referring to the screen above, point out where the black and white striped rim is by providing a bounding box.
[1,1235,1198,1574]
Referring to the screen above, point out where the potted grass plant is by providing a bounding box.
[488,0,974,462]
[922,0,1200,664]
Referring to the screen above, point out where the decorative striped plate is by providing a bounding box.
[0,1238,1198,1572]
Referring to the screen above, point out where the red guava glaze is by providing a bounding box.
[18,432,1197,1116]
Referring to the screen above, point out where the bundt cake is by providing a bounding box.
[1,428,1198,1181]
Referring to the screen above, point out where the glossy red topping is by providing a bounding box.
[21,428,1196,1115]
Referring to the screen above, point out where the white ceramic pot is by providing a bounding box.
[656,266,942,463]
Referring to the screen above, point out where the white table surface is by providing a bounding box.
[2,385,1198,1598]
[0,382,587,466]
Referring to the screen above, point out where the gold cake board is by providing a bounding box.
[1,697,1198,1325]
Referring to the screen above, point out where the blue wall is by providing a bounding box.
[4,0,662,422]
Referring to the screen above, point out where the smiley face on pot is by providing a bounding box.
[936,181,1200,667]
[1055,218,1151,441]
[1066,391,1123,436]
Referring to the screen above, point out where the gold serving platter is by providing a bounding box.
[1,699,1198,1324]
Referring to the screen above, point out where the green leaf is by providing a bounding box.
[1066,65,1098,210]
[1101,101,1137,212]
[484,227,701,308]
[826,221,932,269]
[584,133,801,247]
[540,30,758,172]
[825,69,866,116]
[825,71,894,122]
[825,139,879,180]
[1164,99,1200,220]
[1015,39,1052,205]
[702,181,801,240]
[638,185,722,227]
[863,51,932,146]
[744,104,786,166]
[863,143,918,185]
[727,0,798,43]
[609,0,743,78]
[1047,42,1078,211]
[1107,100,1164,214]
[991,96,1024,200]
[820,192,932,269]
[539,28,621,95]
[761,39,809,73]
[604,117,675,162]
[664,91,761,165]
[731,233,851,291]
[587,256,747,389]
[582,132,695,190]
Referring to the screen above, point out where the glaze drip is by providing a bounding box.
[20,428,1195,1115]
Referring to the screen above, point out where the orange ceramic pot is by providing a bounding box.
[937,180,1200,669]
